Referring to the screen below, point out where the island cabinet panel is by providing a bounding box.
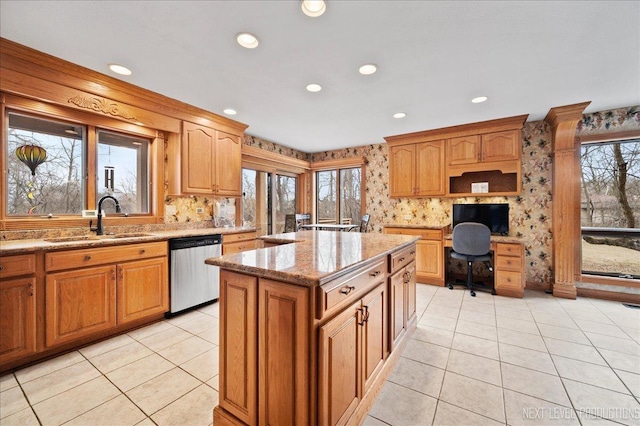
[259,279,309,426]
[45,265,117,347]
[361,283,388,393]
[389,259,416,351]
[218,270,258,426]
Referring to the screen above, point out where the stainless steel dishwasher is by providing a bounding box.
[168,234,222,316]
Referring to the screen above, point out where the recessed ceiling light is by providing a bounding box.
[108,63,131,76]
[471,96,488,103]
[223,108,237,115]
[236,32,259,49]
[393,112,406,119]
[359,64,377,75]
[301,0,326,17]
[306,83,322,92]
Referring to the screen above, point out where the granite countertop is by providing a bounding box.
[207,230,419,288]
[0,227,256,255]
[383,224,447,230]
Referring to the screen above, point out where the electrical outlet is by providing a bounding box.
[404,214,412,220]
[196,207,204,214]
[166,205,177,215]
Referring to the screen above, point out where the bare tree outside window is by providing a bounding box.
[581,139,640,277]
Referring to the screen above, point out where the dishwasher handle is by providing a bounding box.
[169,234,222,250]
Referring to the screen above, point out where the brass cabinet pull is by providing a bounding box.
[357,306,370,325]
[399,257,405,262]
[340,285,355,295]
[369,270,381,277]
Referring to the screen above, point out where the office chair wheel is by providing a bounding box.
[448,284,454,290]
[491,289,496,295]
[470,290,476,297]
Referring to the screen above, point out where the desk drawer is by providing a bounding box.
[389,246,416,273]
[46,242,167,272]
[495,270,523,291]
[317,258,386,319]
[496,243,522,257]
[495,255,522,271]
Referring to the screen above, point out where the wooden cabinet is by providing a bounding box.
[181,121,242,196]
[494,243,525,298]
[388,246,416,351]
[223,231,257,255]
[389,140,445,197]
[384,227,444,286]
[215,242,416,426]
[447,130,520,166]
[44,242,168,347]
[385,115,527,198]
[0,254,37,364]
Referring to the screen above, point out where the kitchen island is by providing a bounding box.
[205,230,419,426]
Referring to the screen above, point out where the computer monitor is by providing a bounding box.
[452,203,510,235]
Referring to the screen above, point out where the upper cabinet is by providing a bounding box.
[386,115,527,198]
[389,141,445,197]
[177,121,243,197]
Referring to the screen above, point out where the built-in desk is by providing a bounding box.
[444,234,525,298]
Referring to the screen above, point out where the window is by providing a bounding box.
[5,110,152,217]
[6,112,85,215]
[242,168,298,235]
[581,138,640,278]
[316,166,362,225]
[97,130,149,214]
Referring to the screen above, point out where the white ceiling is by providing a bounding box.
[1,1,639,153]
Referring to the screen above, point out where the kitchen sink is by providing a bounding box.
[44,235,101,243]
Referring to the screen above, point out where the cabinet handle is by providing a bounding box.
[399,257,405,262]
[357,306,370,325]
[140,249,146,254]
[340,285,355,295]
[0,265,4,271]
[28,284,33,296]
[84,255,91,261]
[410,251,416,255]
[118,267,124,281]
[369,270,381,277]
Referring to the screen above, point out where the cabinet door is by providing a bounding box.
[215,130,242,196]
[481,130,520,162]
[219,270,258,426]
[389,144,416,197]
[361,283,387,394]
[182,121,215,194]
[404,261,416,326]
[259,279,309,426]
[117,257,168,324]
[0,277,36,363]
[415,140,445,196]
[447,135,480,165]
[46,266,116,347]
[416,240,443,282]
[318,302,361,426]
[389,268,406,350]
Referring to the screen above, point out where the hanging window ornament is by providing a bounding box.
[15,144,47,214]
[104,165,115,191]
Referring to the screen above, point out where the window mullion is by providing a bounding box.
[86,126,97,209]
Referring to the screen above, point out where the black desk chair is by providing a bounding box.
[284,214,296,233]
[448,222,495,297]
[295,213,311,230]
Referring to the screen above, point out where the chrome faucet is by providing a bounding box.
[90,195,122,235]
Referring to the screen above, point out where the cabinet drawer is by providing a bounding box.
[495,270,523,290]
[389,245,416,273]
[0,254,36,278]
[45,242,167,272]
[223,232,257,244]
[495,255,522,271]
[223,240,256,255]
[495,243,522,257]
[384,227,442,241]
[317,258,387,319]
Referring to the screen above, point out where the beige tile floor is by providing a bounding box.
[1,285,639,426]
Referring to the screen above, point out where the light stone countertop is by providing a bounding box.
[207,230,419,287]
[383,224,447,230]
[0,227,256,255]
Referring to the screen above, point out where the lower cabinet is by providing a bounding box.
[384,226,444,286]
[0,276,37,363]
[45,242,168,348]
[494,243,525,298]
[223,231,257,255]
[390,260,416,350]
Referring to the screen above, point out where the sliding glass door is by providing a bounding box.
[242,168,297,236]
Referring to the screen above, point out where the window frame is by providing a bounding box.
[1,94,165,230]
[311,157,365,225]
